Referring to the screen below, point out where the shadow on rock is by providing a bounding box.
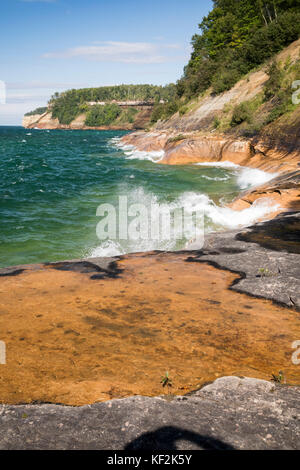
[124,426,234,450]
[236,211,300,254]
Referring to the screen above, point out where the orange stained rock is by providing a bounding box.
[0,252,299,406]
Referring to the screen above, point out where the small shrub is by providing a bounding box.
[160,371,173,390]
[265,87,297,124]
[167,134,187,144]
[284,55,292,71]
[151,101,179,122]
[118,107,138,124]
[213,117,221,129]
[271,371,285,384]
[230,103,252,127]
[150,104,165,122]
[179,105,188,116]
[258,267,271,278]
[212,69,242,94]
[264,62,283,101]
[240,122,265,137]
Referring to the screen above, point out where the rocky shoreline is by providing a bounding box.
[0,212,299,408]
[1,127,300,449]
[12,26,300,453]
[121,129,300,172]
[121,130,300,218]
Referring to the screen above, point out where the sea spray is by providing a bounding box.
[89,186,280,258]
[0,128,280,266]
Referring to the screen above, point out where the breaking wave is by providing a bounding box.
[195,161,277,189]
[89,186,280,258]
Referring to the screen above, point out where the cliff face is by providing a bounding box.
[121,40,300,219]
[154,39,300,133]
[22,107,153,130]
[123,39,300,163]
[23,112,60,129]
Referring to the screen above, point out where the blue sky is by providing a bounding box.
[0,0,212,125]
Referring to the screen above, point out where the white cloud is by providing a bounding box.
[43,41,181,64]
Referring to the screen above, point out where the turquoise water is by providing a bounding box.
[0,126,274,268]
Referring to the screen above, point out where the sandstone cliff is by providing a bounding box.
[121,39,300,217]
[154,39,300,134]
[22,107,153,130]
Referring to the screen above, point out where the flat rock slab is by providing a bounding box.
[0,377,299,450]
[188,211,300,309]
[1,249,299,405]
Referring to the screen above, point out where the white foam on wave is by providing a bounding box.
[201,174,230,182]
[124,149,165,163]
[90,240,125,258]
[176,192,280,229]
[237,167,277,189]
[89,188,182,257]
[109,137,134,151]
[112,139,277,189]
[195,161,277,189]
[195,161,239,169]
[110,137,165,162]
[88,186,280,258]
[109,137,122,144]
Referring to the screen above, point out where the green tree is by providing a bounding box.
[177,0,300,98]
[264,61,283,100]
[85,104,121,126]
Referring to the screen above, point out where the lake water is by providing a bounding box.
[0,126,276,267]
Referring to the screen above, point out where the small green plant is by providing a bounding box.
[167,134,187,145]
[284,55,292,71]
[271,371,285,384]
[179,105,188,116]
[264,85,297,124]
[213,117,221,129]
[258,267,271,278]
[160,371,173,389]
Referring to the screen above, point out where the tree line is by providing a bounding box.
[48,84,176,125]
[151,0,300,121]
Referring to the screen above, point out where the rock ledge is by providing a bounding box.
[0,377,299,450]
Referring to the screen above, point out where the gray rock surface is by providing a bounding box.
[187,211,300,309]
[0,377,299,450]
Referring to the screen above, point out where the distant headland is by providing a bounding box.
[23,84,175,130]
